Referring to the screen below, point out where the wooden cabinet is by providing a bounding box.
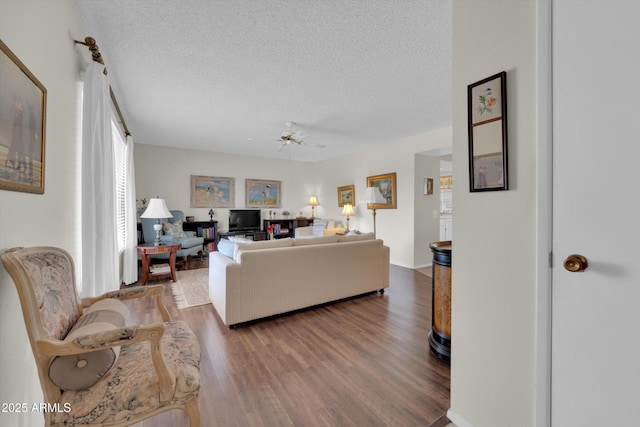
[219,230,267,241]
[183,220,218,252]
[428,240,451,361]
[263,218,313,239]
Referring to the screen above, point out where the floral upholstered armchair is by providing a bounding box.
[1,246,201,426]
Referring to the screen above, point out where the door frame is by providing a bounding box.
[535,1,553,427]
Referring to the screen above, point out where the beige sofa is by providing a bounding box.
[209,234,390,327]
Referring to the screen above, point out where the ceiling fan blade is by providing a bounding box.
[276,143,286,152]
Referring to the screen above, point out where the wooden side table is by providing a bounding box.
[137,243,180,286]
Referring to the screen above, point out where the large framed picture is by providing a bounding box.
[337,184,355,207]
[366,172,397,209]
[245,179,281,208]
[190,175,235,208]
[0,40,47,194]
[468,71,508,192]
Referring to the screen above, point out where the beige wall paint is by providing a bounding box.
[0,1,87,425]
[450,1,537,426]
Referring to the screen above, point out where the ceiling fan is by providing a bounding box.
[276,122,326,152]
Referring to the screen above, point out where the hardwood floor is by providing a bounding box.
[127,260,450,426]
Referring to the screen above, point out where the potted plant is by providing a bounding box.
[282,210,290,218]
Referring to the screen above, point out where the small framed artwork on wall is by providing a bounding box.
[337,184,355,207]
[366,172,397,209]
[468,71,508,192]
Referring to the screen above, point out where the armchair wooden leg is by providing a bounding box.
[185,397,201,426]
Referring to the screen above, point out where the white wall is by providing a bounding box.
[0,1,87,425]
[449,1,537,426]
[134,144,317,231]
[315,127,452,268]
[414,154,441,267]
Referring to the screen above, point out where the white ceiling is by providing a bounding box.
[72,0,452,163]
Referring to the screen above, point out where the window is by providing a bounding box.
[112,120,127,252]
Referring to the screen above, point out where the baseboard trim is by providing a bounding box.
[447,409,474,427]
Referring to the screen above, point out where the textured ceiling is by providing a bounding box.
[72,0,452,163]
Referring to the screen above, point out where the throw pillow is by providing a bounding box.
[163,220,186,239]
[48,298,129,391]
[217,238,236,259]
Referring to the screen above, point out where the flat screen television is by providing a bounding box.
[228,209,261,232]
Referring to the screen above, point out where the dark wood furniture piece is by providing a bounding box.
[219,230,267,241]
[137,243,180,286]
[263,218,313,239]
[428,240,452,361]
[182,220,218,252]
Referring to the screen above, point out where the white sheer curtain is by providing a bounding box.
[81,62,119,297]
[122,135,138,285]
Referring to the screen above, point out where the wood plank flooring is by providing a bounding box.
[127,261,450,426]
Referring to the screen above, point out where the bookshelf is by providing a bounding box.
[263,218,313,239]
[183,220,218,252]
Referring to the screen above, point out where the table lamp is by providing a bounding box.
[363,187,385,237]
[341,203,355,232]
[308,195,319,219]
[140,198,173,246]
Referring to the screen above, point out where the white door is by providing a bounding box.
[552,1,640,425]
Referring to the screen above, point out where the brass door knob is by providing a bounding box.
[563,254,589,272]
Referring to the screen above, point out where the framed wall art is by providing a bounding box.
[190,175,235,208]
[0,39,47,194]
[366,172,397,209]
[337,184,355,207]
[245,178,281,208]
[424,178,434,195]
[468,71,508,192]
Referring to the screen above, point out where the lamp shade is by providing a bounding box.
[308,195,319,206]
[341,203,355,216]
[140,198,173,219]
[363,187,385,208]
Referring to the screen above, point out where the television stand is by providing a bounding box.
[219,230,267,241]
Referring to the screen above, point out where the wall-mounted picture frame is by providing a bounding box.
[0,40,47,194]
[246,178,281,208]
[468,71,508,192]
[190,175,235,208]
[424,178,434,195]
[366,172,397,209]
[337,184,355,207]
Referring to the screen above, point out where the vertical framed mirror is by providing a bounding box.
[467,71,508,192]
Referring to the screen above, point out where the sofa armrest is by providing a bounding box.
[209,252,242,326]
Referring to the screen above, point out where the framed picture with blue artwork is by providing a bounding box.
[245,178,281,208]
[190,175,235,208]
[366,172,397,209]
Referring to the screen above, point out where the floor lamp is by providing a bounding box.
[364,187,385,238]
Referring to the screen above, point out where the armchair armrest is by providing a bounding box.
[81,285,170,322]
[37,323,176,402]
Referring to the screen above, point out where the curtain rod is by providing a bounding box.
[74,36,131,137]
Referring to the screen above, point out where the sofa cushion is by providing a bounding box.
[292,235,339,246]
[48,298,129,391]
[324,227,346,235]
[234,238,293,261]
[163,220,186,238]
[337,232,375,242]
[218,238,235,259]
